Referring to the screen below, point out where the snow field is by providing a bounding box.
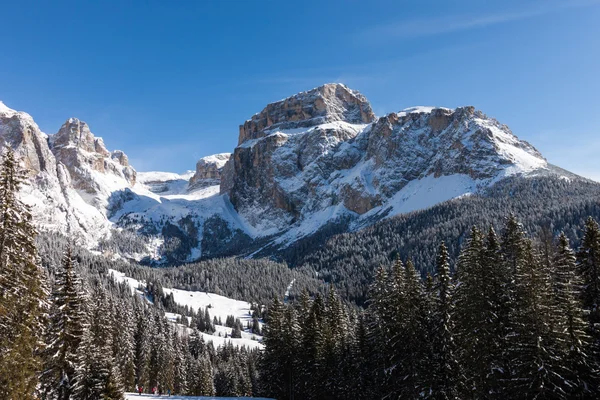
[109,269,264,350]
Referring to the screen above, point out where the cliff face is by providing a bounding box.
[0,101,56,176]
[188,153,230,190]
[222,85,547,234]
[238,83,375,144]
[50,118,136,197]
[0,102,137,246]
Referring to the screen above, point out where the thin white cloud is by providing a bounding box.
[361,0,600,40]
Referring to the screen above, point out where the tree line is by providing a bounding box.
[261,215,600,399]
[295,175,600,305]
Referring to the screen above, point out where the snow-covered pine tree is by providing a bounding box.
[172,332,188,395]
[41,247,87,400]
[111,301,135,392]
[392,259,428,399]
[430,242,460,399]
[364,266,391,398]
[578,217,600,317]
[295,291,322,400]
[453,226,488,397]
[553,233,599,396]
[260,297,291,399]
[507,238,559,398]
[133,307,151,390]
[483,225,510,395]
[73,290,124,400]
[158,317,175,394]
[0,149,48,400]
[196,353,215,396]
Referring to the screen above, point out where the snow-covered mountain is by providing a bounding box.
[0,84,571,262]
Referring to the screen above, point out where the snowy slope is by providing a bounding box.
[109,269,264,350]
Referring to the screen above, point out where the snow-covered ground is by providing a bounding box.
[109,269,264,350]
[125,394,273,400]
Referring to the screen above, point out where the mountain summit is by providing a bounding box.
[0,86,576,262]
[238,83,375,145]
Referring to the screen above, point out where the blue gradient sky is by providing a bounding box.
[1,0,599,179]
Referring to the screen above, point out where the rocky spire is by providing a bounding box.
[50,118,136,191]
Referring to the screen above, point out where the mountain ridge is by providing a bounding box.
[0,83,589,263]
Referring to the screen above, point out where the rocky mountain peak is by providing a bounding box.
[0,101,54,175]
[50,118,136,192]
[52,118,110,156]
[238,83,375,145]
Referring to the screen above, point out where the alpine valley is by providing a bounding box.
[4,84,600,400]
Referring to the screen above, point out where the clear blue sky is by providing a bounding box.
[1,0,599,179]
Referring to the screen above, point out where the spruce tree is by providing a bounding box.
[392,259,428,399]
[0,149,47,400]
[507,239,559,398]
[260,297,288,399]
[554,233,598,396]
[578,217,600,317]
[73,290,124,400]
[453,226,488,397]
[430,242,459,399]
[41,247,87,400]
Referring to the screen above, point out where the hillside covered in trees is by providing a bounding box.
[2,148,600,400]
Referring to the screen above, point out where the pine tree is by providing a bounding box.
[193,353,215,396]
[365,266,391,398]
[389,259,428,399]
[430,242,459,399]
[41,247,87,400]
[453,226,488,397]
[296,292,324,400]
[133,308,151,390]
[0,149,48,400]
[172,333,188,395]
[112,302,135,392]
[578,217,600,318]
[73,290,124,400]
[553,233,598,396]
[260,297,288,399]
[507,238,559,398]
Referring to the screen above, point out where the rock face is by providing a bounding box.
[223,86,548,235]
[0,102,115,246]
[188,153,230,190]
[0,101,56,176]
[238,83,375,144]
[50,118,136,194]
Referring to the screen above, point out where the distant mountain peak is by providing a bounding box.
[238,83,375,145]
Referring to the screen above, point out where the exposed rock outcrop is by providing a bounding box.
[238,83,375,145]
[50,118,136,194]
[188,153,230,190]
[0,101,56,175]
[0,103,114,246]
